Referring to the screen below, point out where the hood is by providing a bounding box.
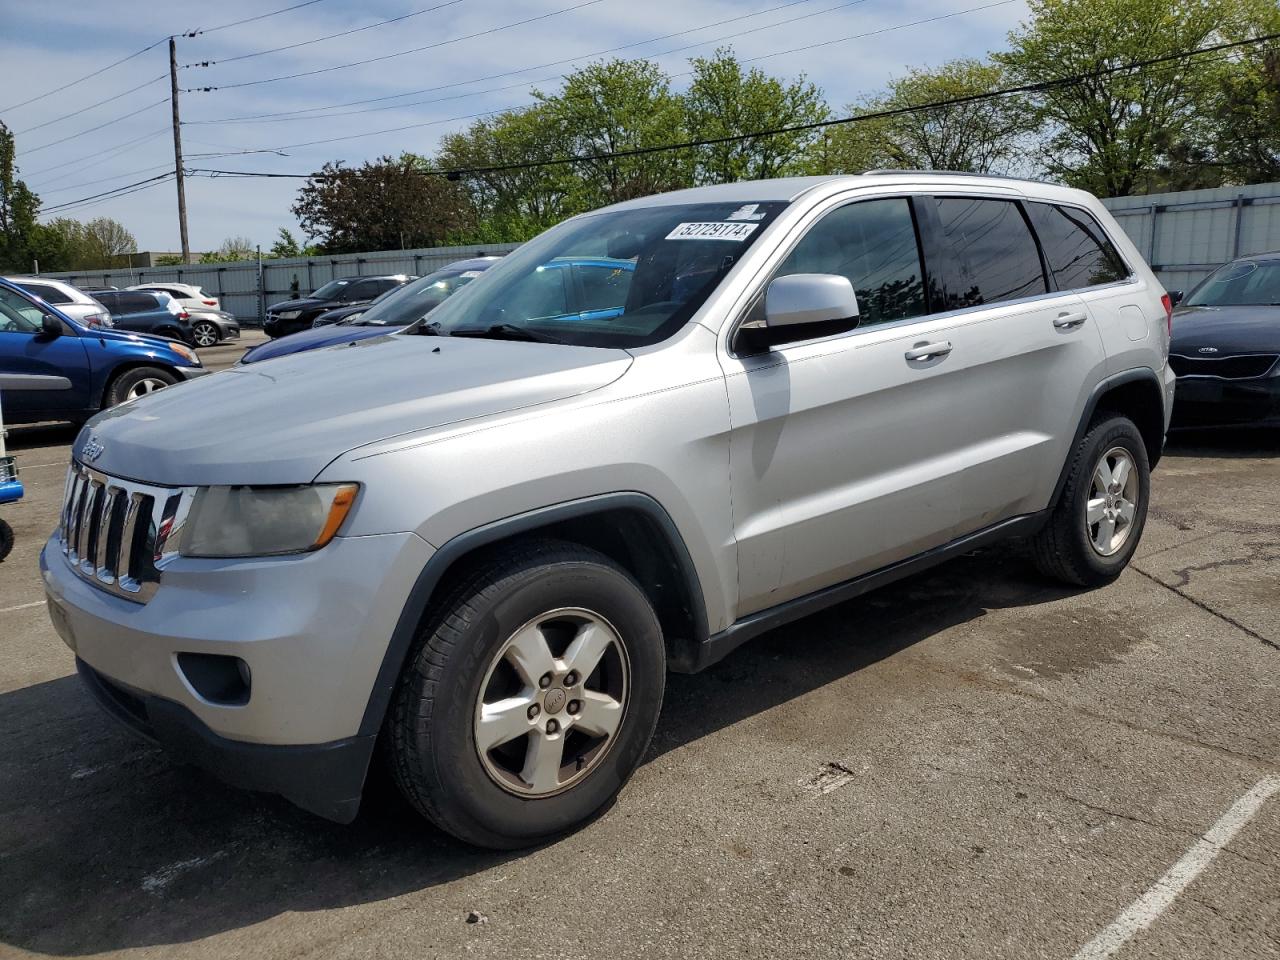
[267,297,328,313]
[240,324,388,363]
[1171,305,1280,356]
[85,325,198,360]
[78,334,633,486]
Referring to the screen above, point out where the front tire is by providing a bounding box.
[386,541,665,849]
[192,320,220,347]
[106,366,179,407]
[1031,414,1150,587]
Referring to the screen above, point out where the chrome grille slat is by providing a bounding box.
[56,461,195,604]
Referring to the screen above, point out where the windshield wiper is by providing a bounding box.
[448,323,562,344]
[410,320,444,335]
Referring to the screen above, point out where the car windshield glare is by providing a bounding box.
[311,279,351,300]
[355,268,482,326]
[411,201,789,348]
[1186,260,1280,306]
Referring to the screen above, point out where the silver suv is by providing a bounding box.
[42,173,1175,848]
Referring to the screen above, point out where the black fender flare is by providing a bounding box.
[356,492,708,737]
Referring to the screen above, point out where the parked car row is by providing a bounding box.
[263,274,416,337]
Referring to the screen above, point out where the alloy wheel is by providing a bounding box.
[193,322,219,347]
[125,377,169,401]
[1086,446,1139,556]
[473,607,630,798]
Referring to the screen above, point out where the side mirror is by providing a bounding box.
[736,274,859,354]
[1168,290,1185,306]
[41,314,63,337]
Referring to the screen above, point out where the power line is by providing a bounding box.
[187,0,609,91]
[20,100,169,156]
[185,0,843,125]
[183,0,467,68]
[14,74,168,141]
[185,32,1280,183]
[42,173,175,214]
[45,177,176,216]
[39,162,177,196]
[24,128,170,183]
[1,37,170,114]
[184,0,335,37]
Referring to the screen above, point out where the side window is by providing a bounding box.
[773,197,928,326]
[118,293,156,314]
[376,279,402,295]
[343,280,377,301]
[933,198,1048,307]
[0,286,44,333]
[1024,202,1129,289]
[577,263,633,314]
[94,293,119,313]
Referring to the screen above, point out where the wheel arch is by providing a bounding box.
[101,361,185,408]
[1051,367,1166,509]
[357,493,709,738]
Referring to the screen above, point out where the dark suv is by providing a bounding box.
[91,290,196,345]
[264,275,414,338]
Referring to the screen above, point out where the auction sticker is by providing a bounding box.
[665,221,759,241]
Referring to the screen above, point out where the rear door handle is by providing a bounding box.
[904,341,952,362]
[1054,311,1088,329]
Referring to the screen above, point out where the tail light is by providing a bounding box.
[178,311,190,320]
[202,299,217,306]
[1160,293,1173,336]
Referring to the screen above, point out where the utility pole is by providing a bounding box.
[168,37,190,264]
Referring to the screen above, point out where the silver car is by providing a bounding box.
[42,173,1175,848]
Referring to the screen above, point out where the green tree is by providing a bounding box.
[154,254,185,266]
[535,59,692,208]
[200,236,255,263]
[0,122,41,272]
[995,0,1233,196]
[80,217,137,267]
[437,104,580,242]
[268,227,302,259]
[1209,0,1280,183]
[292,154,474,252]
[683,48,829,184]
[820,59,1032,176]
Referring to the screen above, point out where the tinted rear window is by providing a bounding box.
[17,282,72,304]
[118,292,158,313]
[1024,202,1128,289]
[933,198,1048,308]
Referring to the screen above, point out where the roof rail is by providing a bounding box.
[861,168,1046,185]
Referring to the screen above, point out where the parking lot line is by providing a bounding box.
[1071,775,1280,960]
[0,600,47,614]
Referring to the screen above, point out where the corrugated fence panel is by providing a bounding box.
[41,242,522,323]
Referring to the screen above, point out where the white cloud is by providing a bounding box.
[1,0,1028,250]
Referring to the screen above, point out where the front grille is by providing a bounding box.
[57,462,195,603]
[1169,354,1279,380]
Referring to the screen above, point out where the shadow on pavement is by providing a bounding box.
[1165,426,1280,458]
[0,548,1071,956]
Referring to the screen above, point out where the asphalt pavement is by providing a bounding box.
[1,335,1276,959]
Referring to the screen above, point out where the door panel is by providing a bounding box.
[0,328,91,419]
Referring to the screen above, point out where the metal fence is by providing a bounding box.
[38,180,1280,321]
[1101,181,1280,293]
[43,242,523,324]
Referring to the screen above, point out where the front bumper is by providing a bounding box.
[177,365,211,381]
[1170,375,1280,428]
[41,529,434,819]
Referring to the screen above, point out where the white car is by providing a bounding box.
[127,281,221,313]
[6,276,111,329]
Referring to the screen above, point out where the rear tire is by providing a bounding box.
[1031,415,1150,587]
[106,366,179,407]
[386,540,665,849]
[0,519,13,562]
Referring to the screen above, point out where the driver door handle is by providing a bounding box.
[904,341,952,362]
[1054,311,1088,329]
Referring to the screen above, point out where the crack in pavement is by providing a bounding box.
[1131,564,1280,652]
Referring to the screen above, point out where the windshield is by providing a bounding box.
[354,265,490,326]
[412,201,789,347]
[1186,260,1280,306]
[311,279,351,300]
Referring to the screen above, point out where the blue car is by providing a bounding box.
[0,279,207,426]
[239,256,637,364]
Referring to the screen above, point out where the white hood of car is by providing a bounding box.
[78,333,632,486]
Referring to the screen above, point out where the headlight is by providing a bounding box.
[169,343,201,365]
[180,483,358,558]
[277,310,302,320]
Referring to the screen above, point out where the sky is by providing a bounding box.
[1,0,1030,252]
